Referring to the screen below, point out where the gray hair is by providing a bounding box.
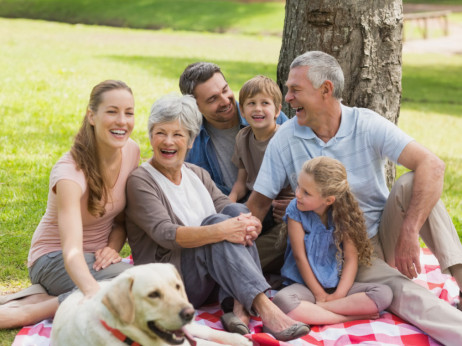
[291,51,344,100]
[179,62,223,96]
[148,94,202,146]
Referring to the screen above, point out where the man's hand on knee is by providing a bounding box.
[394,230,421,279]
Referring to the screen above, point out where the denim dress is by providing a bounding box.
[281,199,341,289]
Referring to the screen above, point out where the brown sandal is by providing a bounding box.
[220,312,250,335]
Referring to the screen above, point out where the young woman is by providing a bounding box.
[0,80,140,329]
[272,157,392,325]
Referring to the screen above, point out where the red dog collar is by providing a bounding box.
[100,319,141,346]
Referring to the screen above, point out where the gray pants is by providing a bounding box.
[181,203,270,314]
[29,251,132,302]
[272,282,393,314]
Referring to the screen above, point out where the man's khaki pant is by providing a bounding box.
[357,172,462,345]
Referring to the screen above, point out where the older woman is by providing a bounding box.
[125,94,309,341]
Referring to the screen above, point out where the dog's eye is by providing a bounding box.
[175,284,181,290]
[148,290,161,299]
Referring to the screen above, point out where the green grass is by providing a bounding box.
[399,53,462,232]
[0,0,285,35]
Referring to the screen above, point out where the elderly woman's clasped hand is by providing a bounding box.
[215,212,261,246]
[231,212,261,246]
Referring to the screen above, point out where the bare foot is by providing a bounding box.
[233,300,250,326]
[254,293,299,333]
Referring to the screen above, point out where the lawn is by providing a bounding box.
[1,2,462,345]
[0,0,285,35]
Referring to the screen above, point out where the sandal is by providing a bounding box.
[0,284,47,305]
[220,312,250,335]
[262,322,310,341]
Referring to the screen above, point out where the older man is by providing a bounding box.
[179,62,289,274]
[247,50,462,345]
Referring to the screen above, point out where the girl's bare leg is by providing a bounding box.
[288,300,379,325]
[317,293,378,316]
[0,295,58,329]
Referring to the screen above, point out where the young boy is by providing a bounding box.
[230,75,294,275]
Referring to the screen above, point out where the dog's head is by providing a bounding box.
[101,263,195,345]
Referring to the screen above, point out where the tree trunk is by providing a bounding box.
[277,0,403,187]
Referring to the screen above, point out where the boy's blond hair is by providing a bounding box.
[239,75,282,111]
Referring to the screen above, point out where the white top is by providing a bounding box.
[141,162,216,226]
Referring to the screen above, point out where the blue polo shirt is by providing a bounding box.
[253,104,413,238]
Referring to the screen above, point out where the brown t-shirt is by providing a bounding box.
[232,126,294,200]
[125,162,231,275]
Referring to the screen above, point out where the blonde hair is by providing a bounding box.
[302,157,373,266]
[239,75,282,111]
[70,80,133,217]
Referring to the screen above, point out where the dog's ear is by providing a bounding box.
[102,276,135,324]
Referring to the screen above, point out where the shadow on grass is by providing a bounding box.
[0,0,282,34]
[402,64,462,118]
[103,55,279,91]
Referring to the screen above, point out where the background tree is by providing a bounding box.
[277,0,403,186]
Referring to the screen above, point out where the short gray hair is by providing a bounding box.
[291,51,344,100]
[148,94,202,146]
[179,62,223,96]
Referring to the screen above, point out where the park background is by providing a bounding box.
[0,0,461,343]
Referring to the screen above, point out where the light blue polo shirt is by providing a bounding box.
[253,104,413,238]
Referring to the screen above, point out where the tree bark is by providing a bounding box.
[277,0,403,187]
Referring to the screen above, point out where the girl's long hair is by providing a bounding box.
[302,157,373,266]
[70,80,132,217]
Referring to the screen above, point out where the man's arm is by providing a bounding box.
[246,190,273,223]
[394,140,445,278]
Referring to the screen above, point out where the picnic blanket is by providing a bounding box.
[13,248,460,346]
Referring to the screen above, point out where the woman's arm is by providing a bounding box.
[175,215,258,248]
[93,212,125,271]
[327,237,358,301]
[287,218,327,302]
[229,168,248,203]
[56,180,100,297]
[126,171,260,250]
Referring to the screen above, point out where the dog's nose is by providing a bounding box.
[180,306,195,323]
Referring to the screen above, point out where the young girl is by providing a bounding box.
[0,80,140,329]
[272,157,392,325]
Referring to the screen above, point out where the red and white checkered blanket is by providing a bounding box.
[13,248,459,346]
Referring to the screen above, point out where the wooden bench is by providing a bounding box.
[403,10,451,40]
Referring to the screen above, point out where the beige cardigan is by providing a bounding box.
[125,162,232,274]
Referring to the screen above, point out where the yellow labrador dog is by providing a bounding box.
[52,263,251,346]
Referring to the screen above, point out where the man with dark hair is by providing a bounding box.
[179,62,289,274]
[179,62,288,195]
